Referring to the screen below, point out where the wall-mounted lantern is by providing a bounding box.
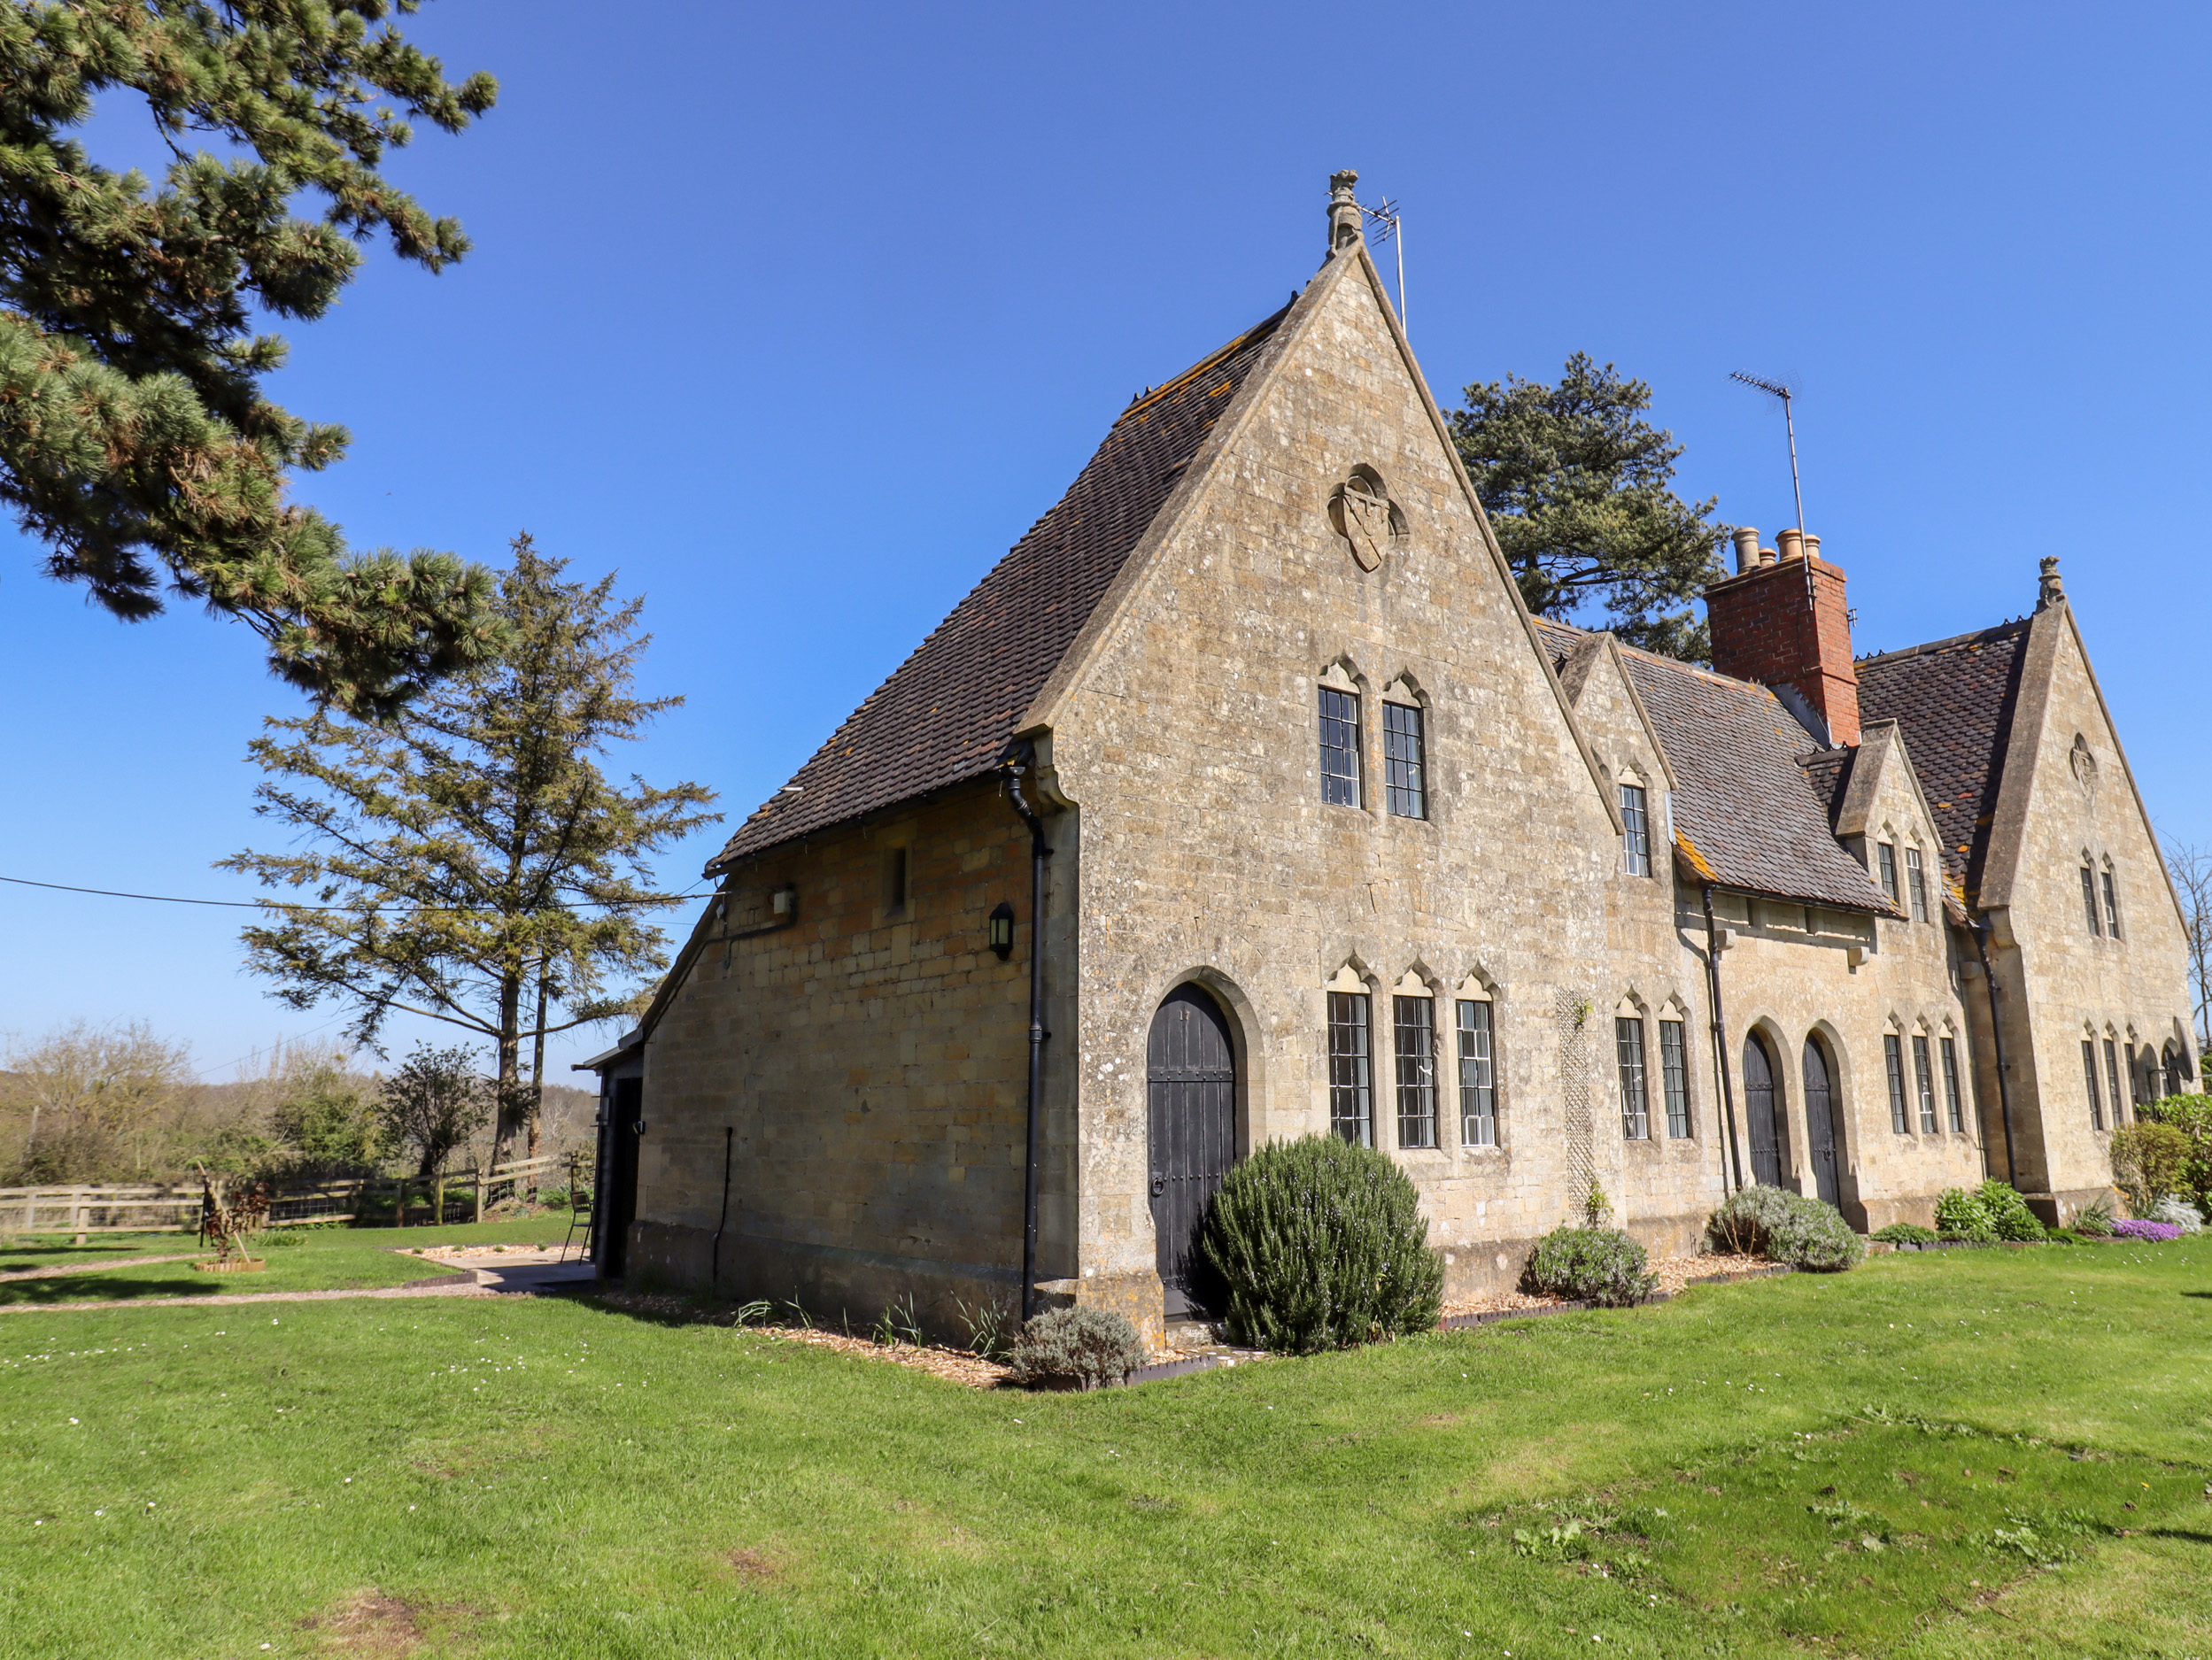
[988,901,1016,960]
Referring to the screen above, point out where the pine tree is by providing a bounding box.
[1450,353,1728,661]
[0,2,502,714]
[220,535,721,1157]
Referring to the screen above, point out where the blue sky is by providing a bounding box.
[3,2,2205,1082]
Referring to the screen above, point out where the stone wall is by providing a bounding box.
[1975,606,2194,1218]
[628,777,1056,1335]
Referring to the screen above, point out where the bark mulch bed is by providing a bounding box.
[1440,1250,1778,1324]
[597,1290,1010,1389]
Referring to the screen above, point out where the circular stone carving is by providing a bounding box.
[1328,466,1407,572]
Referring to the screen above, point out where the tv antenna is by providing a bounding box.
[1729,371,1806,537]
[1361,197,1405,336]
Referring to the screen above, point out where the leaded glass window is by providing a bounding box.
[1616,1016,1650,1139]
[1394,995,1436,1148]
[1941,1036,1964,1132]
[1884,1033,1908,1132]
[1319,687,1361,807]
[1877,843,1899,906]
[1621,784,1651,876]
[2105,1039,2124,1125]
[1913,1034,1937,1133]
[2102,869,2122,938]
[2083,1038,2104,1130]
[1457,999,1496,1147]
[1906,846,1930,923]
[1659,1018,1690,1138]
[2083,865,2102,935]
[1327,992,1372,1145]
[1382,701,1426,819]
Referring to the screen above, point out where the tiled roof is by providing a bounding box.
[708,304,1292,870]
[1532,620,1897,914]
[1798,745,1855,826]
[1855,621,2030,894]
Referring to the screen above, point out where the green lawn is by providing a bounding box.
[0,1214,582,1305]
[1,1239,2207,1657]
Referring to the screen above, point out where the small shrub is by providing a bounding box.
[1934,1187,1998,1243]
[2136,1093,2212,1208]
[2149,1194,2205,1234]
[1007,1307,1146,1391]
[1706,1185,1865,1271]
[2111,1218,2183,1243]
[1979,1180,2048,1241]
[258,1227,306,1249]
[2072,1197,2115,1238]
[1520,1226,1657,1306]
[1201,1135,1443,1354]
[2109,1122,2191,1217]
[1870,1223,1937,1245]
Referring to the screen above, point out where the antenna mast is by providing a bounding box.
[1729,370,1813,610]
[1361,197,1404,336]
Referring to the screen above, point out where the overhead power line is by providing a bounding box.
[0,872,705,914]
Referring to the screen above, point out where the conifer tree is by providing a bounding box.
[1450,353,1728,661]
[0,2,502,713]
[220,535,721,1159]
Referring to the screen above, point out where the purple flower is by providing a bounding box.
[2111,1219,2183,1242]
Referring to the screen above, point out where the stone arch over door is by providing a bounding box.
[1802,1032,1843,1207]
[1743,1028,1790,1189]
[1147,982,1240,1319]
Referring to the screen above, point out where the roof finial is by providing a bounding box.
[1328,170,1363,255]
[2037,555,2064,611]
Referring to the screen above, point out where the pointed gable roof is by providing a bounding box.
[1853,619,2031,893]
[708,303,1292,870]
[1530,618,1896,914]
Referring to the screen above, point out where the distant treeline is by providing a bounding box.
[0,1021,595,1187]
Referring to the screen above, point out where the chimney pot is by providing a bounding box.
[1804,533,1821,563]
[1730,527,1760,574]
[1760,545,1778,565]
[1775,528,1806,563]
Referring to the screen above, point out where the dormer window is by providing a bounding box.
[1877,842,1899,907]
[1905,846,1930,923]
[1620,781,1651,877]
[1381,694,1426,819]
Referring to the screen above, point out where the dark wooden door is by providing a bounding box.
[1803,1038,1839,1206]
[1743,1032,1787,1188]
[601,1076,643,1280]
[1148,984,1237,1318]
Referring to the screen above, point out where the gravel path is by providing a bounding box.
[0,1278,499,1314]
[0,1254,200,1283]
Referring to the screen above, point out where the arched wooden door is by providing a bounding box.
[1803,1038,1840,1207]
[1148,984,1238,1318]
[1743,1031,1788,1188]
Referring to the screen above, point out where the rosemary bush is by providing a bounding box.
[1201,1134,1443,1353]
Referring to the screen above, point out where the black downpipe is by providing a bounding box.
[1700,884,1746,1193]
[710,1124,734,1300]
[1970,913,2020,1186]
[1002,743,1052,1324]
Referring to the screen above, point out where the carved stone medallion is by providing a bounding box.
[2070,733,2099,799]
[1328,467,1404,572]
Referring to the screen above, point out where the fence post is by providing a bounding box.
[473,1162,485,1226]
[394,1177,406,1228]
[23,1190,35,1236]
[433,1172,446,1230]
[72,1186,87,1247]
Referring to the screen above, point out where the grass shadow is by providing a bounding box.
[0,1270,225,1305]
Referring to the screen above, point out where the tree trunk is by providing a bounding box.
[493,970,523,1177]
[526,961,549,1198]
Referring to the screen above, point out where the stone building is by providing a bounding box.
[585,174,2193,1345]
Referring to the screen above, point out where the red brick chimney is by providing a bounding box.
[1704,528,1861,746]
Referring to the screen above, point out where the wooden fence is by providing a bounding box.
[0,1153,581,1244]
